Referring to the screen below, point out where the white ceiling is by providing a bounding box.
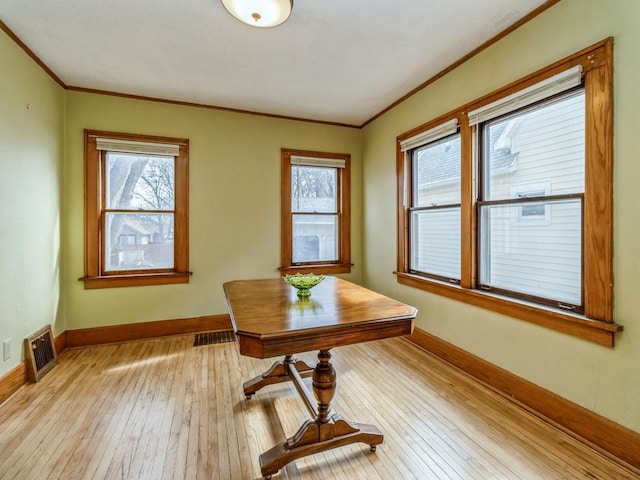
[0,0,550,126]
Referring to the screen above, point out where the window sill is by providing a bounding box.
[395,272,622,347]
[80,272,191,289]
[279,264,353,275]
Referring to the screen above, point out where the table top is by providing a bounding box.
[223,276,417,358]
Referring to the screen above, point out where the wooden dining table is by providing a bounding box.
[223,276,417,479]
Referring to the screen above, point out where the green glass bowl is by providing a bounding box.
[283,273,325,297]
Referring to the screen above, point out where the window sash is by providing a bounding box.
[292,213,339,263]
[291,165,338,214]
[290,166,340,261]
[409,206,461,281]
[411,132,462,207]
[477,197,583,310]
[105,152,177,211]
[474,87,586,308]
[101,148,178,275]
[407,126,462,282]
[103,212,176,273]
[480,90,585,202]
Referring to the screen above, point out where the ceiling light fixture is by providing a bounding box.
[221,0,293,28]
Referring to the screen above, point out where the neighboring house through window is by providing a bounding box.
[81,130,190,288]
[396,39,619,346]
[280,149,351,275]
[477,90,584,309]
[405,120,462,282]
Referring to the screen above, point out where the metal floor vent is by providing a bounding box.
[193,330,237,347]
[25,325,58,383]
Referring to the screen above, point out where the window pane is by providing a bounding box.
[410,208,460,279]
[106,153,175,210]
[483,91,585,201]
[105,213,174,271]
[479,199,582,305]
[291,166,337,213]
[292,214,337,263]
[412,133,461,207]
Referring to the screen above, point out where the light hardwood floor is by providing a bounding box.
[0,334,637,480]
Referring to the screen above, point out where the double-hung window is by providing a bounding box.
[280,149,351,274]
[396,39,620,346]
[82,130,190,288]
[476,88,585,311]
[402,120,461,282]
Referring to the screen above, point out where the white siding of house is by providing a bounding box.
[411,208,461,279]
[412,91,585,301]
[481,91,585,304]
[481,200,582,304]
[412,135,461,278]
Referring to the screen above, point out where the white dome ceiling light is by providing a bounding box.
[221,0,293,28]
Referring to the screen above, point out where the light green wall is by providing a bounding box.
[63,92,362,329]
[362,0,640,433]
[0,30,66,378]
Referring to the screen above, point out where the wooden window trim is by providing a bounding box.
[396,38,621,347]
[280,148,352,275]
[81,130,190,289]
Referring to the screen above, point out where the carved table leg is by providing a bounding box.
[243,354,314,399]
[259,350,383,478]
[313,350,335,426]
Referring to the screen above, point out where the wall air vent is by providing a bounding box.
[24,325,58,383]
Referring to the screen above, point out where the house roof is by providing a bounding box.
[416,121,518,185]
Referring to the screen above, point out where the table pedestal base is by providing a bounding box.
[246,350,383,479]
[259,414,382,478]
[243,354,314,399]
